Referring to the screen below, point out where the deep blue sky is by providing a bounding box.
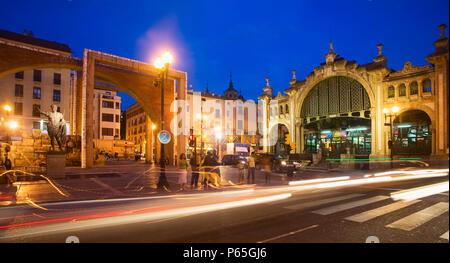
[1,0,448,109]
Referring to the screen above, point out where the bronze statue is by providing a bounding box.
[40,105,66,152]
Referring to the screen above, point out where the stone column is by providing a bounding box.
[81,49,95,168]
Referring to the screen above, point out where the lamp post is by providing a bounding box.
[154,51,173,190]
[383,106,399,168]
[196,113,207,160]
[2,105,16,170]
[214,126,223,160]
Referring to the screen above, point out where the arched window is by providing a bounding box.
[399,84,406,97]
[285,105,289,114]
[280,105,283,114]
[410,81,418,95]
[422,79,432,93]
[388,86,395,98]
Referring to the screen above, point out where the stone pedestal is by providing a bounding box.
[46,152,66,179]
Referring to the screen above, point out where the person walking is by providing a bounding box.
[247,153,256,184]
[190,155,199,190]
[177,153,188,191]
[263,155,272,184]
[237,159,245,184]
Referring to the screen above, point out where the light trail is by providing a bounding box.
[391,181,449,201]
[289,176,350,186]
[0,192,290,239]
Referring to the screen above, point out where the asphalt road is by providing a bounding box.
[0,168,448,243]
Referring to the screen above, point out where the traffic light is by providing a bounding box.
[189,129,196,147]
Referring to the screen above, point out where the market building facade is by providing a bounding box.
[259,24,449,162]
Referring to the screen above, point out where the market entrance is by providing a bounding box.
[393,109,432,156]
[299,76,372,159]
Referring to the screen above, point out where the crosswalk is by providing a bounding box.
[282,191,449,241]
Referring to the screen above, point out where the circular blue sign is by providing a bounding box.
[158,130,171,144]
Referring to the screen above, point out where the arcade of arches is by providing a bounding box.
[260,24,448,161]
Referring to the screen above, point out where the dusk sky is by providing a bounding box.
[1,0,448,109]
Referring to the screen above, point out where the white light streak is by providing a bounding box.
[391,181,449,201]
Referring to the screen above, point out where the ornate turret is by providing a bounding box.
[426,24,449,64]
[289,70,297,85]
[373,43,388,64]
[260,77,273,99]
[324,41,338,64]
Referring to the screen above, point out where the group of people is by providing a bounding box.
[176,151,273,191]
[176,150,221,191]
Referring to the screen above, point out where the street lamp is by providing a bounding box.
[153,50,173,191]
[2,104,14,170]
[383,106,400,168]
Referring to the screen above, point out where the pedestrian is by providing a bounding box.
[190,155,199,189]
[202,151,219,190]
[177,153,188,191]
[263,156,271,184]
[237,159,245,184]
[247,153,256,184]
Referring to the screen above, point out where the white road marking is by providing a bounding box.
[257,224,319,243]
[284,194,365,211]
[386,202,449,231]
[440,231,449,240]
[275,191,343,205]
[345,200,421,223]
[313,196,389,215]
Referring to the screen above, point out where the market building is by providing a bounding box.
[259,24,449,162]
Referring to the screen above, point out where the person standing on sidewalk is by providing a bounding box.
[190,155,199,189]
[247,153,256,184]
[177,153,188,191]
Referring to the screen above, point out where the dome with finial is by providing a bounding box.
[224,72,239,99]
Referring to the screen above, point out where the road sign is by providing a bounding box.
[158,130,171,144]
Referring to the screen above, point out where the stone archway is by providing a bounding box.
[0,39,187,168]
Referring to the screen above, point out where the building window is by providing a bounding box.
[33,70,41,82]
[115,129,119,136]
[410,81,418,95]
[102,128,114,136]
[102,113,114,122]
[102,101,114,108]
[280,105,283,114]
[285,105,289,114]
[15,84,23,97]
[115,114,120,123]
[387,86,395,98]
[32,104,40,117]
[53,73,61,85]
[215,109,220,118]
[237,120,243,130]
[398,84,406,97]
[422,79,432,93]
[53,90,61,102]
[33,87,41,99]
[33,121,41,130]
[15,71,24,79]
[14,102,23,115]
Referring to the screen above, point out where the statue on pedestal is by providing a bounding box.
[40,105,66,152]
